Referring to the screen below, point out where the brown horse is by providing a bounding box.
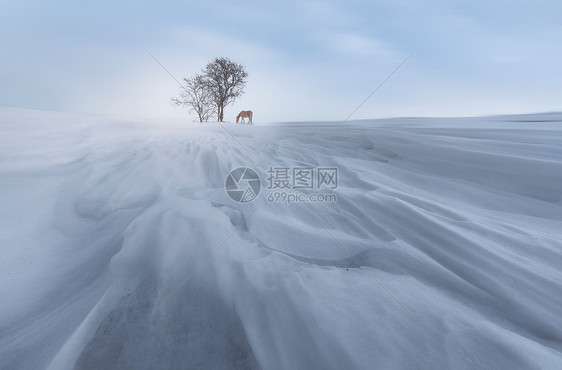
[236,110,253,124]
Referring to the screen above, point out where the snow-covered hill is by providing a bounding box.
[1,108,562,369]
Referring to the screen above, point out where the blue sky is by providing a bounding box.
[1,0,561,122]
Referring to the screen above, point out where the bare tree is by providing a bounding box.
[203,57,248,122]
[171,74,214,122]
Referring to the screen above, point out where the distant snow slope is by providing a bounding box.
[1,108,561,369]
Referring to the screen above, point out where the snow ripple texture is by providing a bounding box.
[1,108,561,369]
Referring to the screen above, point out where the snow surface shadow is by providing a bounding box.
[74,273,259,370]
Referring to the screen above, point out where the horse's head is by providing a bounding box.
[236,115,240,123]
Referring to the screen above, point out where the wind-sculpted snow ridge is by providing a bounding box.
[1,107,561,369]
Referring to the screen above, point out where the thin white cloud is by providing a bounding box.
[300,1,359,27]
[317,31,396,58]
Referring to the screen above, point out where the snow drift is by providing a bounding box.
[1,108,561,369]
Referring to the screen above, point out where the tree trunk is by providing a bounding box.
[218,104,224,122]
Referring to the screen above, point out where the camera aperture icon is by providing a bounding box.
[225,167,261,203]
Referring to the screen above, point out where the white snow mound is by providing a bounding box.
[1,108,562,369]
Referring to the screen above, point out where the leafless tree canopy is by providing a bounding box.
[171,74,214,122]
[172,57,247,122]
[203,57,248,122]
